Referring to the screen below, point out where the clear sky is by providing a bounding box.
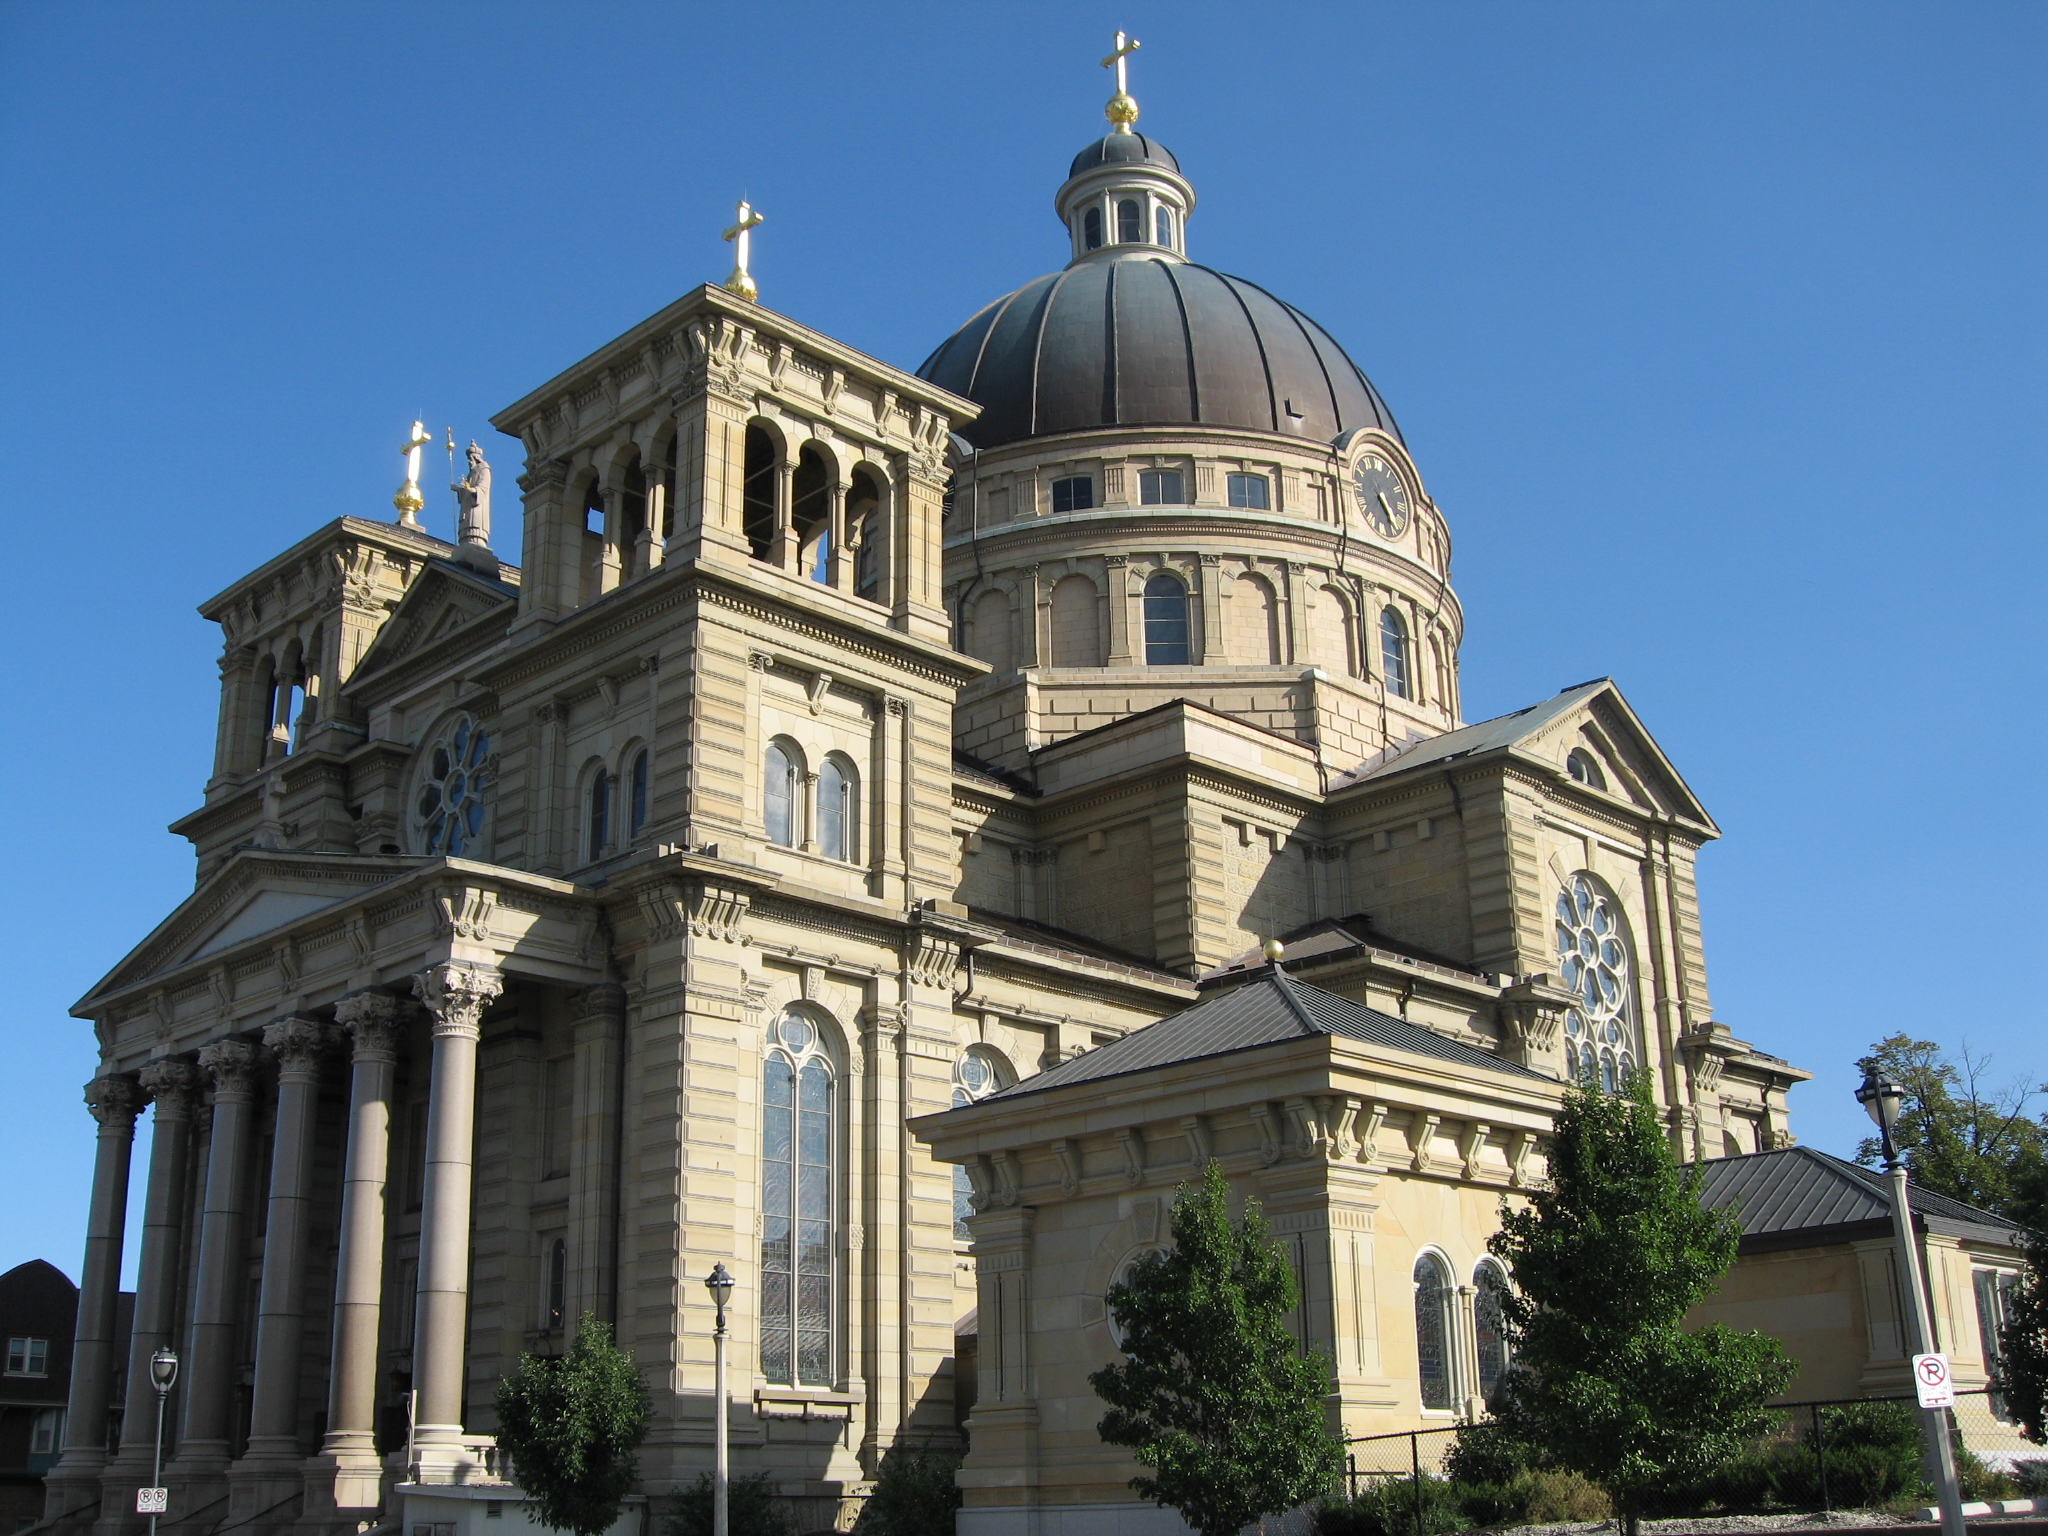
[1,2,2041,1285]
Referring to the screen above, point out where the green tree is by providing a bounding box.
[496,1314,653,1536]
[1089,1161,1342,1536]
[1488,1077,1795,1536]
[1997,1162,2048,1443]
[668,1471,793,1536]
[1852,1035,2046,1217]
[852,1440,964,1536]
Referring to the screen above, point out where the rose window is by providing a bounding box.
[1555,874,1636,1090]
[416,714,493,856]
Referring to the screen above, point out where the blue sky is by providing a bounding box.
[1,2,2041,1284]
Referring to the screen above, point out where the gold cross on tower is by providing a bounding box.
[1101,31,1141,133]
[722,200,765,302]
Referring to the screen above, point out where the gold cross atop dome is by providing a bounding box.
[722,200,765,302]
[1101,31,1140,132]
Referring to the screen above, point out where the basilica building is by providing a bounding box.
[48,57,1816,1536]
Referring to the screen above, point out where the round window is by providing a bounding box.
[1556,874,1637,1090]
[415,714,493,856]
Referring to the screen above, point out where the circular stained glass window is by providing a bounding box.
[1556,874,1636,1091]
[416,714,493,856]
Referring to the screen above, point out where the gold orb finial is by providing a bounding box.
[1262,938,1285,963]
[1101,31,1141,133]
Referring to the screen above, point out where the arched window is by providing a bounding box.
[1380,607,1411,699]
[1117,198,1143,243]
[586,769,611,861]
[1143,573,1191,665]
[1474,1260,1512,1408]
[1413,1252,1453,1411]
[1556,873,1638,1090]
[1156,205,1174,247]
[761,1009,835,1386]
[951,1050,1007,1239]
[764,741,799,848]
[742,425,778,563]
[629,749,649,839]
[1566,748,1606,790]
[416,714,493,857]
[544,1237,567,1331]
[1083,206,1103,251]
[818,756,858,863]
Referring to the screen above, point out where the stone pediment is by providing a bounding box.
[76,850,423,1011]
[346,560,515,688]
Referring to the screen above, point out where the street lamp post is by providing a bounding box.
[705,1264,736,1536]
[1856,1062,1966,1536]
[146,1347,178,1536]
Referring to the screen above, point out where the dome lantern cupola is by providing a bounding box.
[1055,31,1196,266]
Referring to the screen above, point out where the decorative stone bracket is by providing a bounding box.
[1677,1020,1746,1096]
[1495,975,1578,1066]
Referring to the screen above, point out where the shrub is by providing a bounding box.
[1955,1447,2019,1502]
[1516,1469,1611,1523]
[1314,1475,1464,1536]
[1442,1421,1540,1488]
[852,1441,964,1536]
[668,1472,794,1536]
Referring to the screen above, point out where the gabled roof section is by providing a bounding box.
[346,558,517,689]
[1334,678,1716,834]
[1202,915,1488,986]
[1697,1145,2023,1252]
[983,963,1550,1104]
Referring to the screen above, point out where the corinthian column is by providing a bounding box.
[44,1073,144,1515]
[409,962,502,1480]
[236,1018,334,1475]
[172,1039,260,1481]
[315,990,401,1510]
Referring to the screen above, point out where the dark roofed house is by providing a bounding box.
[0,1261,81,1533]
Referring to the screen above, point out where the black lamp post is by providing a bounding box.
[704,1265,736,1536]
[144,1346,178,1536]
[1856,1060,1964,1536]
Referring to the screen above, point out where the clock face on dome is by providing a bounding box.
[1352,453,1412,538]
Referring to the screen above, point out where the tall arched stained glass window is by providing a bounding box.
[629,749,649,839]
[1474,1260,1511,1408]
[1414,1252,1453,1411]
[416,713,492,857]
[765,741,799,848]
[762,1010,834,1386]
[1556,872,1638,1090]
[1143,573,1191,665]
[586,769,611,861]
[818,756,857,863]
[1380,607,1412,699]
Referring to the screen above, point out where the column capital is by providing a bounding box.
[83,1072,144,1128]
[136,1058,201,1122]
[573,982,627,1027]
[334,989,403,1061]
[196,1038,261,1102]
[412,961,504,1041]
[262,1015,337,1081]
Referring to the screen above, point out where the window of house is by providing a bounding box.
[1566,748,1606,790]
[1139,470,1184,506]
[586,769,611,862]
[544,1238,567,1332]
[1118,198,1143,243]
[1227,473,1270,510]
[1156,206,1174,247]
[765,741,799,848]
[761,1009,835,1387]
[951,1050,1006,1239]
[629,749,650,839]
[1379,607,1411,699]
[1143,573,1191,665]
[818,756,858,863]
[1557,873,1638,1090]
[1977,1269,2016,1420]
[416,714,492,857]
[1083,206,1103,251]
[1474,1261,1512,1408]
[1050,476,1094,514]
[1413,1254,1453,1410]
[6,1337,48,1377]
[29,1408,62,1457]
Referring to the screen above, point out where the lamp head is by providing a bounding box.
[1855,1059,1906,1157]
[705,1262,735,1317]
[149,1346,178,1393]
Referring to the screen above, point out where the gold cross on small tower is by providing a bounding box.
[722,200,765,302]
[1101,30,1141,133]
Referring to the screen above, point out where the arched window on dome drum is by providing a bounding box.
[629,749,649,839]
[1380,607,1412,699]
[1143,573,1191,665]
[1414,1252,1454,1411]
[1474,1260,1512,1408]
[586,769,611,862]
[818,756,857,863]
[1118,198,1143,244]
[1156,206,1174,247]
[761,1010,835,1387]
[765,741,799,848]
[1083,206,1103,251]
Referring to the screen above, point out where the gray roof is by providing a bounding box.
[1069,132,1181,178]
[1697,1145,2023,1253]
[983,964,1551,1104]
[917,258,1401,452]
[1335,680,1610,787]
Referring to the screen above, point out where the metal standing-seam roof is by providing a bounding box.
[1696,1145,2023,1253]
[982,963,1552,1104]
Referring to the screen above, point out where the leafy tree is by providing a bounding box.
[1852,1035,2046,1217]
[668,1471,793,1536]
[1998,1162,2048,1443]
[852,1440,963,1536]
[1487,1076,1795,1536]
[496,1314,652,1536]
[1090,1161,1343,1536]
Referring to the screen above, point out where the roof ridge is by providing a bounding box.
[1265,962,1324,1037]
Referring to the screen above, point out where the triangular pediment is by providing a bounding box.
[347,559,515,688]
[76,849,423,1012]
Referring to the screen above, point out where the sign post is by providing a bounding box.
[135,1489,167,1515]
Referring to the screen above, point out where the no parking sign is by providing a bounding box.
[1913,1352,1954,1409]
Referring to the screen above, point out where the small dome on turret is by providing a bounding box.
[1068,132,1181,179]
